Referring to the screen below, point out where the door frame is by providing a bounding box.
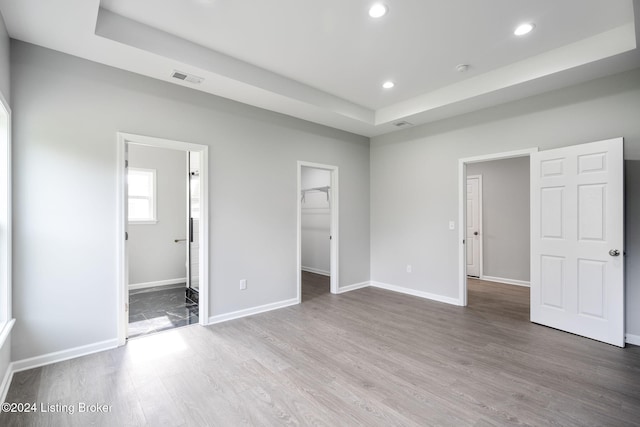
[0,91,12,329]
[116,132,209,346]
[465,174,483,279]
[297,161,339,300]
[458,148,537,306]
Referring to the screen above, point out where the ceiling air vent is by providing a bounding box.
[171,70,204,84]
[393,121,413,128]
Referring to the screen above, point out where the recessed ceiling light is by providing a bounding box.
[369,3,388,18]
[382,81,395,89]
[514,23,535,36]
[455,64,470,73]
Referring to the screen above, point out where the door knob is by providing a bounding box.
[609,249,620,257]
[473,231,478,236]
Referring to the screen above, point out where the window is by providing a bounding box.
[128,168,157,223]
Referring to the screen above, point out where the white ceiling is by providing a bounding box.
[1,0,639,137]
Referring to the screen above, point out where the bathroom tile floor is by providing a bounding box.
[128,284,199,338]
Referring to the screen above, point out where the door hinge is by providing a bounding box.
[125,232,128,241]
[125,160,129,168]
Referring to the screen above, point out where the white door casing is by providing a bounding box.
[458,148,537,307]
[117,132,209,346]
[531,137,624,347]
[466,175,482,278]
[297,161,339,299]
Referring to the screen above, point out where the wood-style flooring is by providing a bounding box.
[1,275,639,426]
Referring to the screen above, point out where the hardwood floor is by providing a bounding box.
[467,278,530,323]
[2,278,639,426]
[301,271,330,301]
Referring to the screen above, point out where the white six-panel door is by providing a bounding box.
[531,138,624,347]
[466,176,482,278]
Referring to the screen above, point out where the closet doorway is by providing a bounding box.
[297,162,339,301]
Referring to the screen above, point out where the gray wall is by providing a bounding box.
[128,144,187,286]
[0,9,9,393]
[466,157,530,283]
[10,41,370,361]
[301,167,331,275]
[371,67,640,337]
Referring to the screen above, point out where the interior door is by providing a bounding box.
[466,175,482,277]
[531,138,624,347]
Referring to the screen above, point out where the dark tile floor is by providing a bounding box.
[128,284,199,338]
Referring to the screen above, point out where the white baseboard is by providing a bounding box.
[370,281,461,306]
[129,278,186,290]
[626,333,640,346]
[481,275,530,287]
[0,361,11,404]
[0,320,15,404]
[2,338,119,403]
[207,298,299,325]
[10,338,119,374]
[301,267,330,277]
[337,281,370,294]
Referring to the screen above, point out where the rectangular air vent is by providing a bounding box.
[393,121,413,128]
[171,70,204,84]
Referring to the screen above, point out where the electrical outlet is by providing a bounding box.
[406,265,412,273]
[240,279,247,290]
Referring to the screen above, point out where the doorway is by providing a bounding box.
[458,148,537,307]
[459,140,625,346]
[117,133,209,345]
[297,162,338,301]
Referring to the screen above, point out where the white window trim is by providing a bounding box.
[0,89,13,346]
[128,167,157,224]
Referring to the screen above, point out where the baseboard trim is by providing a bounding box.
[207,298,299,325]
[626,333,640,346]
[0,320,16,404]
[129,278,187,290]
[481,275,530,287]
[10,338,119,374]
[337,281,370,294]
[0,365,12,404]
[301,267,330,277]
[370,281,462,306]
